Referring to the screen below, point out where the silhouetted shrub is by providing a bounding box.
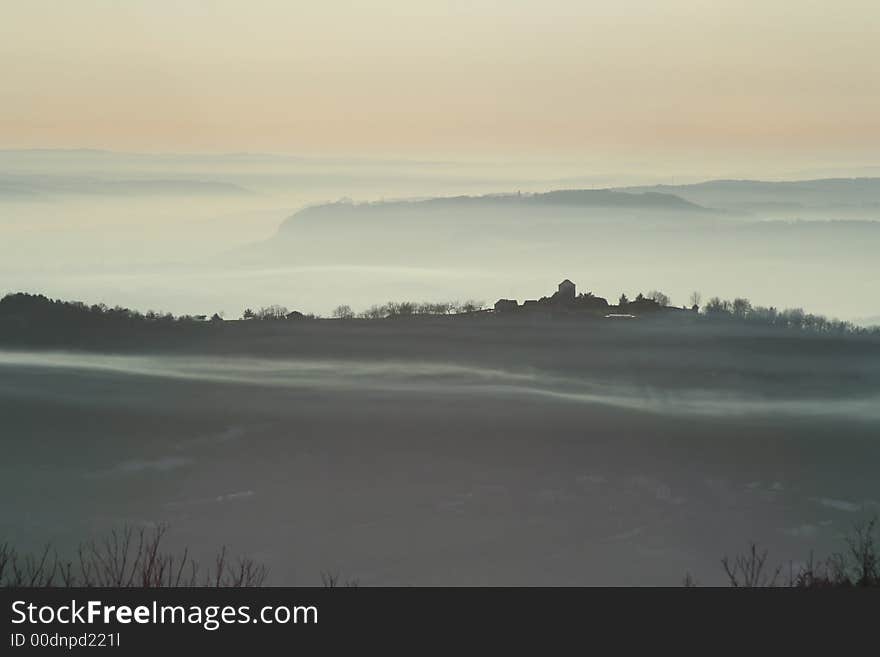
[698,294,879,336]
[320,571,360,588]
[254,305,289,321]
[700,516,880,588]
[646,290,671,307]
[0,526,267,588]
[332,304,354,319]
[351,300,485,319]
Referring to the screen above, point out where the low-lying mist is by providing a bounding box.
[2,337,878,585]
[3,349,879,422]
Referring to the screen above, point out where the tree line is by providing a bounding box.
[240,300,486,321]
[700,295,876,335]
[2,291,877,337]
[0,293,205,326]
[609,289,878,336]
[338,300,485,320]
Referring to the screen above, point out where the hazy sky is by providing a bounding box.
[2,0,879,164]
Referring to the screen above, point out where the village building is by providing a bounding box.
[554,279,576,304]
[492,279,675,317]
[494,299,518,313]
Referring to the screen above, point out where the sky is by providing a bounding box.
[2,0,879,167]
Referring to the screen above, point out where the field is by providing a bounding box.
[2,316,878,585]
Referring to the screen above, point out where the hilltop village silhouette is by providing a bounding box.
[493,279,695,318]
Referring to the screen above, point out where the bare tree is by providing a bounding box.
[458,300,484,314]
[1,526,267,588]
[647,290,671,307]
[267,305,291,320]
[332,304,354,320]
[688,515,880,588]
[703,297,730,315]
[845,516,878,586]
[721,543,782,587]
[320,570,360,588]
[731,297,752,319]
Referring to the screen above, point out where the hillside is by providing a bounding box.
[620,178,880,218]
[231,188,724,265]
[276,188,714,229]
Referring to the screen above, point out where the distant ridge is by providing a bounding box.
[0,176,253,199]
[621,177,880,196]
[277,188,713,233]
[617,178,880,216]
[523,188,707,210]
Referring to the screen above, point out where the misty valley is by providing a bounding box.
[2,151,880,587]
[1,288,879,586]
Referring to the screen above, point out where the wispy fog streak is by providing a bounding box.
[3,350,878,421]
